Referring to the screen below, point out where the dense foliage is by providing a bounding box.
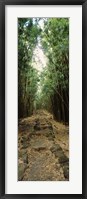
[18,18,69,123]
[39,18,69,122]
[18,18,40,117]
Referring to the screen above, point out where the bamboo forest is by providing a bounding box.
[18,18,69,181]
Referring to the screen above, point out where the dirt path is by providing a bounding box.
[18,110,69,181]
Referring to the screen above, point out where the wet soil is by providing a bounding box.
[18,110,69,181]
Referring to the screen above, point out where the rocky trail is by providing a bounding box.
[18,110,69,181]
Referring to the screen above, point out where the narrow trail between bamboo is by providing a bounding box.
[18,110,69,181]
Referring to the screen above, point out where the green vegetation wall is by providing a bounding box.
[40,18,69,123]
[18,18,40,118]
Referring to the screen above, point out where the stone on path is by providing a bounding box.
[18,110,69,181]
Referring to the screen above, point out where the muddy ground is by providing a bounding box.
[18,110,69,181]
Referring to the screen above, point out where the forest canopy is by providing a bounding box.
[18,18,69,123]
